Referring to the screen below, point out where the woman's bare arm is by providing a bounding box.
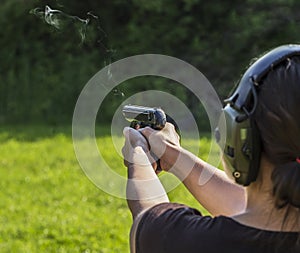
[164,143,245,216]
[140,124,246,216]
[123,127,169,219]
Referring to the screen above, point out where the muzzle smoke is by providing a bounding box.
[30,5,124,97]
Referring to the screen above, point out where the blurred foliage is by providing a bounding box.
[1,0,300,128]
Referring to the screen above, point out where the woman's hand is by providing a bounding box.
[139,123,181,171]
[122,127,157,170]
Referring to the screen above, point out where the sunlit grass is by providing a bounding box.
[0,125,216,252]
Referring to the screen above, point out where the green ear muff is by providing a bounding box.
[219,44,300,186]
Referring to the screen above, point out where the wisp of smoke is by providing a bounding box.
[30,5,124,97]
[30,5,90,43]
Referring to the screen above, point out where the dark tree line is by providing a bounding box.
[1,0,300,129]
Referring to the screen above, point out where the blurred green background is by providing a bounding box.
[1,0,300,252]
[2,0,300,126]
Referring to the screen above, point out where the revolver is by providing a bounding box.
[122,104,180,171]
[122,105,180,133]
[122,105,167,130]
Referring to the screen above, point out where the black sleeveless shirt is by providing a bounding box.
[135,203,299,253]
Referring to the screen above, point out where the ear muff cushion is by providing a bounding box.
[243,119,261,185]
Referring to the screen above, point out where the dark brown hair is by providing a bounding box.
[254,56,300,211]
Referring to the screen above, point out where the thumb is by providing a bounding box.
[139,126,155,139]
[123,126,131,139]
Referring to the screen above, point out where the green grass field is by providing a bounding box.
[0,125,214,252]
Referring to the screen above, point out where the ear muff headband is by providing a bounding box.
[222,44,300,186]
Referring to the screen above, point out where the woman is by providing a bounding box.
[122,45,300,253]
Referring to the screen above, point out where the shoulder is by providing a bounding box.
[134,203,236,253]
[136,202,230,231]
[134,203,300,253]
